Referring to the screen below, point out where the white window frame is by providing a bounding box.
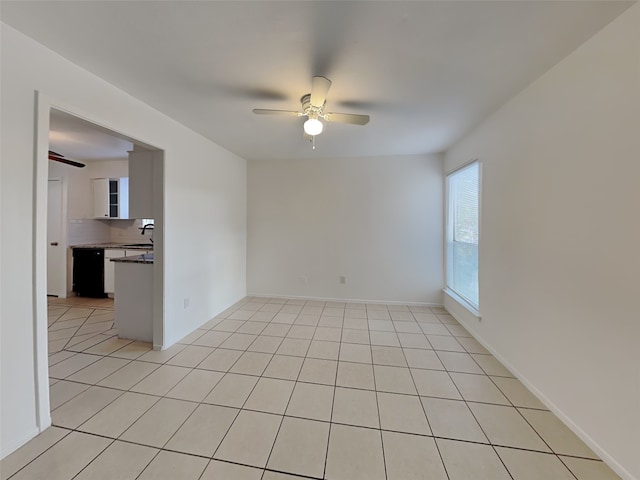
[445,160,481,315]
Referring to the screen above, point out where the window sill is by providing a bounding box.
[443,288,481,320]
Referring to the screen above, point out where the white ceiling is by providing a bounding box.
[2,1,633,161]
[49,109,133,161]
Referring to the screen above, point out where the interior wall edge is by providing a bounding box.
[32,90,53,445]
[0,427,40,461]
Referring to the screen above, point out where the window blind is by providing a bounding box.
[447,162,479,308]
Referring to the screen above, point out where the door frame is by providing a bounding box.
[33,91,165,431]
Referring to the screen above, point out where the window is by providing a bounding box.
[446,161,480,310]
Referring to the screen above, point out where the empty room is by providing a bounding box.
[1,1,638,480]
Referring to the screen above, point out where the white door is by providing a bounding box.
[47,179,64,296]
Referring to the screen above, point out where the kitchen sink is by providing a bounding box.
[122,243,153,248]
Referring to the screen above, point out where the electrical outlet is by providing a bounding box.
[183,298,190,309]
[339,276,346,285]
[300,276,308,285]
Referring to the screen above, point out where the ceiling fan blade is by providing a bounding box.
[324,112,370,125]
[252,109,301,117]
[310,76,331,108]
[48,153,86,168]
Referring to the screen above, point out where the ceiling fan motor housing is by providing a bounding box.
[300,93,311,112]
[301,93,325,113]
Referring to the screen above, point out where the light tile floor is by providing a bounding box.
[1,296,622,480]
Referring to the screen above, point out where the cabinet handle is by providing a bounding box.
[50,242,58,246]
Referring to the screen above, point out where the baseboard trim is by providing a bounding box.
[247,292,443,307]
[444,295,637,480]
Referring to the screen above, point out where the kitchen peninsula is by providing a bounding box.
[111,253,153,342]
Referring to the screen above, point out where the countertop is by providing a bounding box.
[110,253,154,264]
[70,242,153,250]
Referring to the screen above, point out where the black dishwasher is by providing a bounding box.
[72,248,107,298]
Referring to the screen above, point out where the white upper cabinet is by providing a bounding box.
[92,178,109,218]
[92,177,129,219]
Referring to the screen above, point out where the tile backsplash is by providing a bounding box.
[110,219,154,244]
[68,218,153,245]
[68,219,110,245]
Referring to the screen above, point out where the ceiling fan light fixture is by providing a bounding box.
[252,76,370,145]
[303,117,324,136]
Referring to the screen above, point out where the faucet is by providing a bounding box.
[141,223,154,243]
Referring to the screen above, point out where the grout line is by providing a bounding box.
[57,307,100,352]
[3,426,74,479]
[402,334,452,480]
[438,359,517,480]
[40,297,609,480]
[262,307,316,475]
[67,437,118,480]
[322,306,342,480]
[132,448,165,480]
[43,418,606,467]
[366,314,389,480]
[207,303,311,470]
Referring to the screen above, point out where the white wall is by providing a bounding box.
[444,5,640,479]
[0,24,246,457]
[248,154,443,304]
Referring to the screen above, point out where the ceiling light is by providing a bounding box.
[303,117,323,136]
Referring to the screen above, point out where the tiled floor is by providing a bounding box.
[1,296,621,480]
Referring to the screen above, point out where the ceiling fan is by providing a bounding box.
[252,76,369,147]
[48,150,85,168]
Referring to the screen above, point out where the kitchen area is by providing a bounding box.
[48,109,163,345]
[71,238,155,343]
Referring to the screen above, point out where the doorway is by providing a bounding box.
[34,93,165,431]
